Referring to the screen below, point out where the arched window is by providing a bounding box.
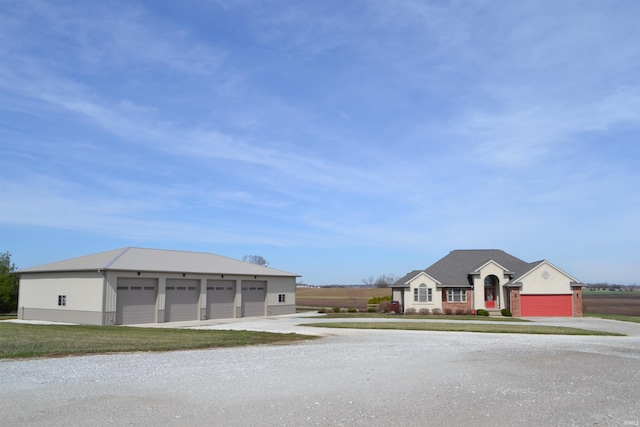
[414,283,432,302]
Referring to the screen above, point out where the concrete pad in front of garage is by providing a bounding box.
[12,313,640,337]
[521,316,640,336]
[142,312,640,337]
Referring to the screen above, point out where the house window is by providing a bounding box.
[278,294,286,303]
[414,284,432,302]
[447,289,467,302]
[58,295,66,306]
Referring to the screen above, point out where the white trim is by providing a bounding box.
[403,271,441,286]
[512,260,581,284]
[471,259,512,274]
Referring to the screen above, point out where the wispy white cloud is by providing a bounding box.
[1,0,639,284]
[0,0,225,76]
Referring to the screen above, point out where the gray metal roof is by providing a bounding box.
[18,247,298,277]
[393,249,539,288]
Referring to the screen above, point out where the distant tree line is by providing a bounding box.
[362,274,398,288]
[584,283,638,291]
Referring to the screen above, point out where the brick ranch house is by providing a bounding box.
[391,249,583,317]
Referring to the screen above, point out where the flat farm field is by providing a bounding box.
[296,287,391,310]
[297,288,640,316]
[583,292,640,316]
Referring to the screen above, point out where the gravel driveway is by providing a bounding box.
[2,316,639,426]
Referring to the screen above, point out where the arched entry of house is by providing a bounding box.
[484,275,499,309]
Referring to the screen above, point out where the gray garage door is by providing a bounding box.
[241,280,266,317]
[206,280,235,319]
[165,279,200,322]
[116,278,158,325]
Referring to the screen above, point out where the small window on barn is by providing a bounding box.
[226,287,233,290]
[278,294,286,303]
[144,286,154,290]
[58,295,66,306]
[188,287,196,290]
[131,286,142,290]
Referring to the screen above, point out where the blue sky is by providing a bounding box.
[1,0,639,285]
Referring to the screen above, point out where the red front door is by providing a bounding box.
[485,287,495,309]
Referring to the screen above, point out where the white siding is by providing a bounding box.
[18,271,105,324]
[403,273,441,312]
[519,263,573,295]
[19,271,103,311]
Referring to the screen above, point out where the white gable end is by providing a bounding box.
[516,261,579,294]
[406,271,441,286]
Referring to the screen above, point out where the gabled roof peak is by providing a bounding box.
[422,249,530,286]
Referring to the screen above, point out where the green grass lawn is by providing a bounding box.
[0,323,317,359]
[319,313,527,321]
[302,321,624,336]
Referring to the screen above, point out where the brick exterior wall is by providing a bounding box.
[572,286,583,317]
[441,289,473,314]
[509,288,521,317]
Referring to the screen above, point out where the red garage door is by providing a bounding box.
[521,295,572,316]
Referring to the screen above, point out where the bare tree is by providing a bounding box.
[362,276,376,287]
[363,274,398,288]
[242,255,269,267]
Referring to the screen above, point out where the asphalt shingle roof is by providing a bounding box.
[393,249,539,288]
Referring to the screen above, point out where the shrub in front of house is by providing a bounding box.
[432,308,442,315]
[444,308,453,315]
[318,308,327,313]
[501,308,512,317]
[332,307,341,313]
[455,308,466,315]
[367,307,376,313]
[418,308,431,315]
[347,307,357,313]
[405,308,417,315]
[367,295,392,304]
[377,300,392,313]
[476,309,490,316]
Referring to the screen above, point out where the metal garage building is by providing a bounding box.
[17,247,298,325]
